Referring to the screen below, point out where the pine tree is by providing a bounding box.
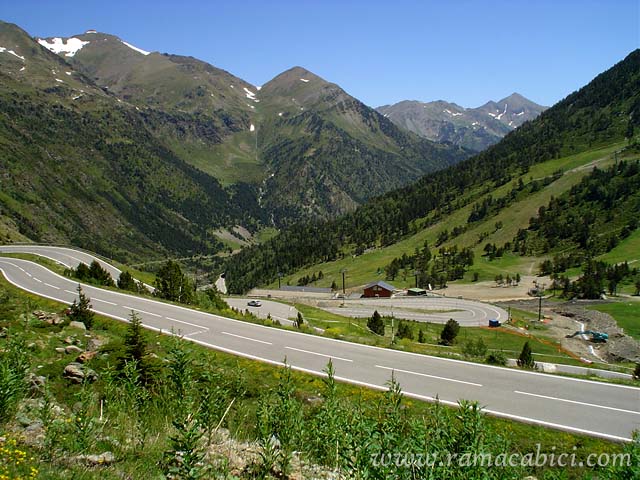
[88,260,115,286]
[367,310,385,336]
[517,341,535,369]
[204,286,228,310]
[155,260,194,304]
[68,285,94,329]
[118,311,159,385]
[440,319,460,345]
[295,312,304,329]
[117,271,138,292]
[396,322,414,340]
[418,329,426,343]
[124,312,147,364]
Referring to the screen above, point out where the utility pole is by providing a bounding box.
[537,283,546,322]
[391,314,395,344]
[341,269,347,295]
[414,269,421,288]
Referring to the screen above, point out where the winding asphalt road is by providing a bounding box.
[0,244,121,279]
[321,297,508,326]
[225,297,299,327]
[0,251,639,442]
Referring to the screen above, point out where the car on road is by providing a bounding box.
[247,300,262,307]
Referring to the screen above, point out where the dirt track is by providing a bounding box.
[438,275,552,302]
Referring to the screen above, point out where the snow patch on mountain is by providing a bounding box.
[496,104,508,120]
[38,37,89,57]
[516,110,525,116]
[244,87,257,100]
[0,47,26,61]
[300,78,309,83]
[9,50,24,60]
[250,124,255,132]
[443,109,463,117]
[121,40,150,55]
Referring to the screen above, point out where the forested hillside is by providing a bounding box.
[254,67,468,220]
[40,32,468,225]
[0,21,265,262]
[223,50,640,293]
[515,157,640,257]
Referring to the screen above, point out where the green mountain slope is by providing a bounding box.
[0,21,264,262]
[41,33,469,222]
[37,30,263,186]
[223,50,640,293]
[254,67,469,220]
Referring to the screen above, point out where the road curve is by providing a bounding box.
[0,244,121,280]
[225,297,299,327]
[0,256,638,442]
[321,297,508,326]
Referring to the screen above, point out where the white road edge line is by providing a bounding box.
[93,298,117,306]
[44,283,60,290]
[2,257,640,390]
[165,316,210,330]
[221,331,272,345]
[123,306,161,318]
[184,329,208,338]
[182,336,632,444]
[64,290,76,295]
[376,365,483,387]
[285,346,353,362]
[0,261,632,443]
[514,390,640,416]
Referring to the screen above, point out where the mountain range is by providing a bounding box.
[36,28,468,220]
[223,49,640,293]
[377,93,546,152]
[0,21,470,260]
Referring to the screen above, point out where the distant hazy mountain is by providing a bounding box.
[377,93,546,152]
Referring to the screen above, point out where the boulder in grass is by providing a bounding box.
[63,362,97,383]
[76,351,97,363]
[74,452,115,466]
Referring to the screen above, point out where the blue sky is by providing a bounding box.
[3,0,638,108]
